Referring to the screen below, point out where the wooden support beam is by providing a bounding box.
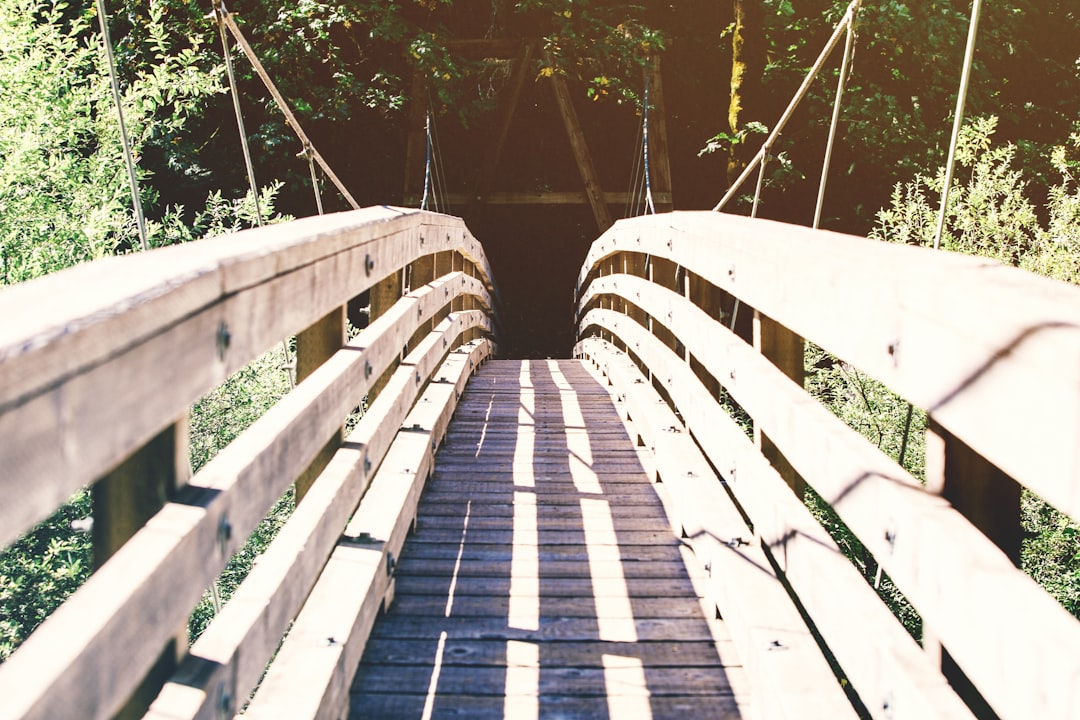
[402,72,429,205]
[546,53,613,232]
[405,191,672,207]
[753,310,806,497]
[295,307,346,503]
[924,418,1021,719]
[369,271,403,402]
[645,56,674,212]
[471,42,534,206]
[92,420,189,719]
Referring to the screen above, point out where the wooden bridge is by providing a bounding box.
[1,207,1078,719]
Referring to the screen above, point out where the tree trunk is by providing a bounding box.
[728,0,766,185]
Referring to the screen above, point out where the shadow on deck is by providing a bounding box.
[351,359,746,718]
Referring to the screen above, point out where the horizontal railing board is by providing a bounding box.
[582,274,1080,720]
[579,309,975,720]
[577,337,858,720]
[244,340,491,719]
[577,211,1080,524]
[0,274,488,720]
[0,209,494,549]
[146,312,488,720]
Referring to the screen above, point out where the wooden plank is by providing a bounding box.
[366,615,719,643]
[576,324,976,720]
[576,210,1080,527]
[404,190,673,206]
[350,692,742,720]
[581,275,1080,720]
[358,638,727,667]
[146,315,486,720]
[242,340,492,719]
[353,664,736,697]
[0,279,490,720]
[0,211,495,549]
[546,53,613,232]
[580,339,857,720]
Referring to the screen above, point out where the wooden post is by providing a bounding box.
[408,253,436,352]
[472,42,534,206]
[369,270,403,402]
[403,72,429,206]
[546,52,613,232]
[645,56,674,212]
[92,419,190,719]
[294,307,346,502]
[753,310,806,497]
[924,418,1020,718]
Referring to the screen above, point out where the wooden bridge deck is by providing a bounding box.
[350,359,748,718]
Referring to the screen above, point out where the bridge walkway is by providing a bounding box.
[350,359,748,718]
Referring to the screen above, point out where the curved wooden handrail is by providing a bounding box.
[0,208,498,720]
[575,211,1080,720]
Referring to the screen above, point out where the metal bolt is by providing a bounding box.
[365,253,375,275]
[365,360,373,378]
[215,321,231,361]
[386,553,396,576]
[217,515,232,553]
[728,265,736,280]
[419,234,425,245]
[885,529,897,550]
[416,371,422,384]
[364,454,372,474]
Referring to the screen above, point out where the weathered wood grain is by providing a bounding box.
[145,317,487,720]
[577,210,1080,528]
[581,274,1080,720]
[242,340,492,719]
[350,360,740,718]
[579,339,857,720]
[0,277,490,720]
[0,208,495,550]
[576,332,976,720]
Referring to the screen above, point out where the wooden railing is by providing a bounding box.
[0,207,497,719]
[574,211,1080,720]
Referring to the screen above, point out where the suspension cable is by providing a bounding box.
[933,0,983,250]
[215,3,263,226]
[217,2,360,210]
[298,143,325,215]
[642,72,656,215]
[814,2,859,229]
[95,0,149,251]
[421,111,433,210]
[714,0,861,213]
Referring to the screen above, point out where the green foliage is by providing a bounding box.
[805,343,926,481]
[870,115,1080,620]
[0,490,92,663]
[871,115,1080,279]
[0,0,222,284]
[522,0,665,105]
[803,342,926,639]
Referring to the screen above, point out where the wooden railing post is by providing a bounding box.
[645,56,674,213]
[369,269,404,401]
[92,419,190,719]
[924,418,1021,718]
[294,307,346,502]
[753,310,806,497]
[408,252,436,352]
